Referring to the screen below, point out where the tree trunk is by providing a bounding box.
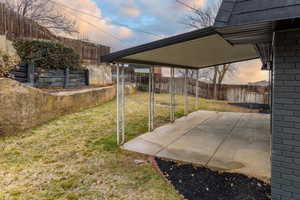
[216,64,230,99]
[212,66,218,99]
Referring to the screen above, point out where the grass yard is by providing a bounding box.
[0,92,257,200]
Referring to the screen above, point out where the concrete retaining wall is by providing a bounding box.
[0,78,132,136]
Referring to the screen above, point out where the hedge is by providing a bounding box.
[13,39,82,70]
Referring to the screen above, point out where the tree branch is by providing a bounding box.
[5,0,77,34]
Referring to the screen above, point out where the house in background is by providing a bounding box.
[102,0,300,199]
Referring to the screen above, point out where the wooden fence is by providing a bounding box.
[11,63,28,83]
[134,75,270,105]
[11,63,88,88]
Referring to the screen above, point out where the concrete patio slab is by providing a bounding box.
[124,110,218,153]
[157,112,244,166]
[207,126,271,180]
[122,110,271,181]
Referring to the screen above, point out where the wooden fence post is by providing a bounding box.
[64,67,69,88]
[27,63,35,86]
[85,69,89,86]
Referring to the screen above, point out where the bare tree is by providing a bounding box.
[181,0,237,99]
[4,0,77,34]
[181,0,220,29]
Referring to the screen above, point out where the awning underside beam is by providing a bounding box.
[102,23,275,69]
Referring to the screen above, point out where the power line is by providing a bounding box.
[175,0,199,11]
[61,8,133,48]
[50,0,163,39]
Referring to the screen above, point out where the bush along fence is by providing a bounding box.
[10,39,89,88]
[11,63,89,88]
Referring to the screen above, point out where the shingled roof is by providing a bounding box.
[215,0,300,27]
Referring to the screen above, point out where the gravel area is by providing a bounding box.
[155,158,271,200]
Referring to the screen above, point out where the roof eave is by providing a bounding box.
[101,27,216,63]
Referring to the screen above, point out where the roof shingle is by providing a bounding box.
[215,0,300,27]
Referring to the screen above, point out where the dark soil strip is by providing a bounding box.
[228,103,270,113]
[155,158,271,200]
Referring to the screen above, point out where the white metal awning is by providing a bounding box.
[102,27,261,69]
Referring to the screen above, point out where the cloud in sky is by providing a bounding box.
[96,0,212,48]
[225,59,268,84]
[122,7,141,18]
[57,0,209,51]
[59,0,135,50]
[120,0,141,17]
[184,0,206,9]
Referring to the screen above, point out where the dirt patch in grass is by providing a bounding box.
[41,85,113,93]
[155,158,271,200]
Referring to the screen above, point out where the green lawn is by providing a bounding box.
[0,92,257,200]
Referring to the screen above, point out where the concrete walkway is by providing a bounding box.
[122,110,271,182]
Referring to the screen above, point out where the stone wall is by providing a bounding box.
[272,29,300,200]
[0,78,134,136]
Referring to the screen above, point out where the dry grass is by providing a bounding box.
[0,92,257,200]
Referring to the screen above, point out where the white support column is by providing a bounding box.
[169,67,175,122]
[116,65,120,145]
[151,66,155,129]
[184,68,189,116]
[148,67,151,131]
[116,65,125,145]
[121,65,125,144]
[148,66,155,132]
[195,69,200,109]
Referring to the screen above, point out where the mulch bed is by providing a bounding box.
[155,158,271,200]
[228,103,270,113]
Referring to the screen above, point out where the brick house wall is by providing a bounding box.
[272,29,300,200]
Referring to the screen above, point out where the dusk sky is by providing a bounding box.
[59,0,268,83]
[60,0,212,50]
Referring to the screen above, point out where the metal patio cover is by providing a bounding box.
[101,26,261,69]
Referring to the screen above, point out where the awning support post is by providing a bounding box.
[148,66,155,132]
[170,67,175,122]
[195,69,200,109]
[184,69,189,116]
[116,65,125,145]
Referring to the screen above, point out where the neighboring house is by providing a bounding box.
[249,80,270,87]
[0,3,112,87]
[102,0,300,199]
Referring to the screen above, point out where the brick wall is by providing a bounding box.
[272,30,300,200]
